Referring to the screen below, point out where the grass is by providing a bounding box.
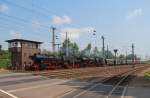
[144,71,150,80]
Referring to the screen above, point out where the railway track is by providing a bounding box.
[33,65,134,80]
[105,65,148,98]
[60,65,149,98]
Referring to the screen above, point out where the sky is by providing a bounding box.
[0,0,150,59]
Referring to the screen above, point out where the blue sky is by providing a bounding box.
[0,0,150,59]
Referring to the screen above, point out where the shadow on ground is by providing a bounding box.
[59,75,150,98]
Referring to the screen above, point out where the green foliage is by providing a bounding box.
[0,50,11,68]
[125,54,138,60]
[80,43,92,57]
[71,42,80,57]
[60,39,80,57]
[92,46,99,57]
[118,54,125,59]
[126,54,133,60]
[143,60,150,64]
[42,49,61,56]
[45,39,116,59]
[144,71,150,80]
[85,43,92,51]
[42,39,142,62]
[0,50,11,59]
[0,59,11,68]
[105,50,114,59]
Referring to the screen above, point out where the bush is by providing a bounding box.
[144,72,150,80]
[0,59,11,69]
[0,50,11,69]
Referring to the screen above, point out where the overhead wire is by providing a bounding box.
[0,0,59,31]
[0,0,64,32]
[1,0,52,19]
[0,14,50,39]
[0,16,49,33]
[0,0,63,47]
[0,13,50,29]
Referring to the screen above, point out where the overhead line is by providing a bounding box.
[0,13,50,29]
[2,0,52,19]
[0,22,45,33]
[0,16,48,31]
[0,18,50,38]
[31,2,58,16]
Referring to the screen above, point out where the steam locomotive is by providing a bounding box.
[29,54,104,70]
[27,54,141,70]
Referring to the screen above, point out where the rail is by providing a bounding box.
[59,65,149,98]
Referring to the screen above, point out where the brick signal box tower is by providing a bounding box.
[6,39,42,70]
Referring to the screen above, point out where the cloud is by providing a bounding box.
[60,27,95,41]
[9,31,21,39]
[52,15,72,25]
[0,4,8,13]
[127,8,142,19]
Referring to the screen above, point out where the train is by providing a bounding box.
[26,55,104,70]
[26,54,141,71]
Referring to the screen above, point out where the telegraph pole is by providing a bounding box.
[101,36,105,61]
[55,44,60,52]
[66,32,69,57]
[52,27,56,52]
[106,45,109,59]
[55,43,61,56]
[125,50,128,64]
[132,43,135,65]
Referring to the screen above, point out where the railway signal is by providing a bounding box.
[114,49,118,65]
[93,30,96,35]
[90,30,106,65]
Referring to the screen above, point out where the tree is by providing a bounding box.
[80,43,92,57]
[42,49,58,56]
[118,54,125,59]
[126,54,133,60]
[0,50,11,68]
[105,50,114,59]
[92,46,99,57]
[60,39,80,57]
[86,43,92,51]
[42,49,51,55]
[118,54,126,64]
[0,50,11,59]
[72,42,79,57]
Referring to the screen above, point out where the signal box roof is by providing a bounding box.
[6,39,43,44]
